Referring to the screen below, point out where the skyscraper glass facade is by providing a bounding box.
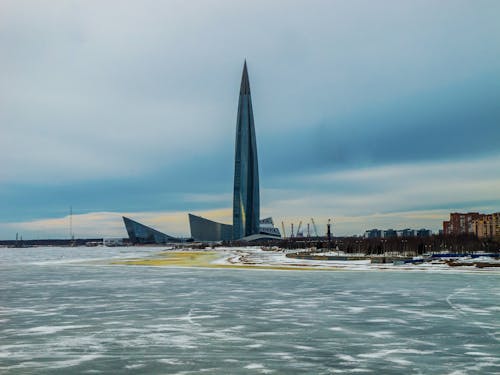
[233,62,260,239]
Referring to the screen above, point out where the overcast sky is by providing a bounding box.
[1,0,499,239]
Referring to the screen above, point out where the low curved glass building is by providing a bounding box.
[123,216,180,244]
[189,214,280,242]
[188,214,233,242]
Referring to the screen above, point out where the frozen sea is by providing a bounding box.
[1,247,499,374]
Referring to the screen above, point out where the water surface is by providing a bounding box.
[1,247,499,374]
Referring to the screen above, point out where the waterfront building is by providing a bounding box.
[258,217,281,238]
[188,214,233,242]
[123,216,180,244]
[189,214,280,242]
[232,61,260,239]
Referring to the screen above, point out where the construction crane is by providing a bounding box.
[281,221,286,239]
[296,221,303,237]
[311,218,319,237]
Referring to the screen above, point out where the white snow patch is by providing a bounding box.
[245,363,264,369]
[125,363,145,369]
[329,326,346,332]
[464,351,491,356]
[336,354,357,362]
[16,325,91,335]
[348,307,366,314]
[49,354,103,369]
[359,348,435,359]
[158,359,183,365]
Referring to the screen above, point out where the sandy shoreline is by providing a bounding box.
[112,250,337,271]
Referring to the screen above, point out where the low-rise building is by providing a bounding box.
[382,229,397,238]
[416,228,432,237]
[364,229,382,239]
[397,228,415,237]
[365,228,432,238]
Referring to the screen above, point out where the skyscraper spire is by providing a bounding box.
[240,60,251,95]
[233,61,260,239]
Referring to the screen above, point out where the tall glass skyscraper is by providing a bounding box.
[124,62,281,243]
[233,62,260,239]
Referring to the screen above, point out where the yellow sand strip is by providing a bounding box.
[111,251,342,271]
[112,251,219,267]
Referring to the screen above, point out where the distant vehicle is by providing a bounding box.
[85,241,102,247]
[103,238,124,247]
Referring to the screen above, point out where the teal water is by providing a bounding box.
[1,247,499,374]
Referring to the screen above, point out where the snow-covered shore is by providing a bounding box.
[209,247,500,273]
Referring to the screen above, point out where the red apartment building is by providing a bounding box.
[443,212,500,239]
[442,212,481,235]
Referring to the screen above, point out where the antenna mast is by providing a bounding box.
[70,206,74,240]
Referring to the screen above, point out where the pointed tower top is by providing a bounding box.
[240,60,250,95]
